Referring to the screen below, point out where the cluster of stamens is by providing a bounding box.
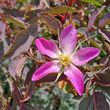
[58,53,71,67]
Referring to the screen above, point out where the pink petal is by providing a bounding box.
[64,64,84,95]
[32,61,61,81]
[35,38,61,59]
[60,25,77,54]
[71,47,100,66]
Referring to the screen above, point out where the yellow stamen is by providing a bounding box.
[58,53,71,67]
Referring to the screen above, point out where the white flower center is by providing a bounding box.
[58,53,71,67]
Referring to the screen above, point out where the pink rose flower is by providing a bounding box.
[32,25,100,95]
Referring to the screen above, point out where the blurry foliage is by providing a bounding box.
[0,0,110,110]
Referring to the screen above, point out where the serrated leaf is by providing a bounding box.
[2,23,38,58]
[42,15,62,34]
[82,0,102,6]
[88,6,105,30]
[99,28,110,42]
[93,92,109,110]
[79,95,93,110]
[99,12,110,28]
[50,6,76,14]
[92,73,110,86]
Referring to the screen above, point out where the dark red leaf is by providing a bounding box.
[12,87,22,106]
[92,73,110,86]
[88,5,106,30]
[25,64,37,87]
[93,92,109,110]
[99,28,110,42]
[21,82,35,102]
[35,73,68,84]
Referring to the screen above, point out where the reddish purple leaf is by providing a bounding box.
[85,31,90,44]
[9,56,20,80]
[25,64,37,87]
[108,61,110,69]
[2,8,25,18]
[0,21,6,41]
[99,28,110,42]
[35,73,68,84]
[79,95,93,110]
[20,103,38,110]
[93,92,109,110]
[21,82,35,102]
[12,87,22,106]
[99,12,110,28]
[9,55,26,80]
[42,15,62,34]
[2,23,38,59]
[15,56,27,74]
[88,5,106,30]
[92,73,110,86]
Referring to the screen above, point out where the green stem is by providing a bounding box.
[54,66,64,83]
[72,35,96,54]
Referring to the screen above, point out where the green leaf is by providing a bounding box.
[50,6,76,14]
[82,0,102,6]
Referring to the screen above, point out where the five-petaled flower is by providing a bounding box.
[32,25,100,95]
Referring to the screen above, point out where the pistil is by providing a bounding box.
[58,53,71,67]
